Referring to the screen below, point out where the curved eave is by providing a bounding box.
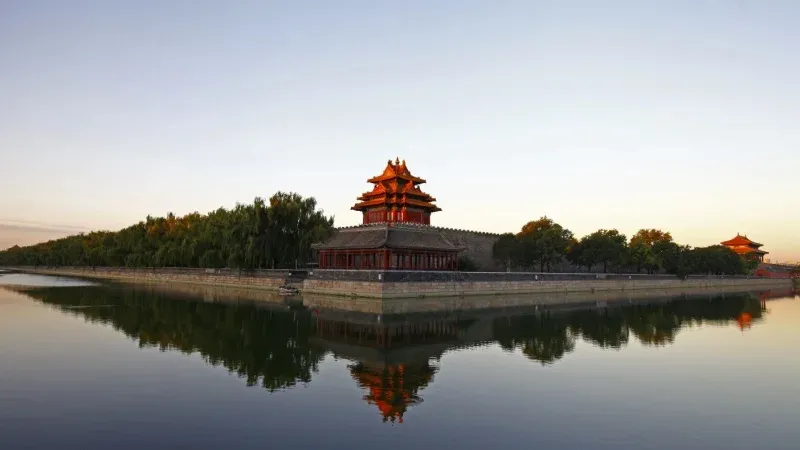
[367,174,426,184]
[721,236,762,247]
[358,192,437,202]
[351,203,442,212]
[732,248,768,255]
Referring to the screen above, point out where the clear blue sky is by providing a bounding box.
[1,0,798,261]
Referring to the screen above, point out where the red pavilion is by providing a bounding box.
[312,158,463,270]
[721,234,768,262]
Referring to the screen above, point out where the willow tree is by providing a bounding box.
[0,192,334,270]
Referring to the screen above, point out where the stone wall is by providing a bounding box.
[16,266,293,290]
[434,227,501,271]
[10,266,793,305]
[302,284,795,315]
[302,269,792,300]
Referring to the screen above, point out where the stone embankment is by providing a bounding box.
[11,266,293,290]
[302,270,792,299]
[6,266,793,302]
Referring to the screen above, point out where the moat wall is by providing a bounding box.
[12,266,292,290]
[433,227,501,271]
[302,270,792,300]
[9,267,792,305]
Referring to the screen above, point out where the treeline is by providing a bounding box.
[0,192,334,270]
[492,217,756,276]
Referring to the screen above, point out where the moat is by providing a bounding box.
[1,273,798,450]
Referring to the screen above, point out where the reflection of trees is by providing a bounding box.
[493,315,576,365]
[25,285,326,392]
[569,311,629,349]
[22,285,771,393]
[493,293,767,364]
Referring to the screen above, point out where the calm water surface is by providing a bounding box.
[1,273,798,450]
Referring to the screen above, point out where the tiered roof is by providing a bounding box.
[721,234,768,256]
[721,234,763,248]
[351,158,441,214]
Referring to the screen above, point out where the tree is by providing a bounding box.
[517,217,574,272]
[629,229,673,274]
[580,229,628,273]
[458,255,478,272]
[684,246,747,275]
[0,192,334,270]
[653,241,690,278]
[492,233,519,271]
[567,238,595,273]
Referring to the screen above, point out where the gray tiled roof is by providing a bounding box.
[311,224,463,251]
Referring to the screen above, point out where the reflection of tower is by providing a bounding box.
[311,313,467,424]
[348,360,437,424]
[736,312,752,331]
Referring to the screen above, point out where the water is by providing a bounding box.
[1,273,798,450]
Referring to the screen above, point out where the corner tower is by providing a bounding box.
[311,158,463,270]
[352,157,441,225]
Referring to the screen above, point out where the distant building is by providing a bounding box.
[721,234,768,262]
[311,158,463,270]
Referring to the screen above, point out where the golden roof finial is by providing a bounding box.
[395,156,400,165]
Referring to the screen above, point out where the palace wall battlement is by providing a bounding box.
[435,228,502,270]
[331,223,502,270]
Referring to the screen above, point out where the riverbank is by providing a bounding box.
[6,266,793,304]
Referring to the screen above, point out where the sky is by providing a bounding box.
[1,0,798,261]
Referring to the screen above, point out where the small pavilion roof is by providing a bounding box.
[311,224,463,251]
[721,234,763,247]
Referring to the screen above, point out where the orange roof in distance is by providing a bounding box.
[721,234,763,247]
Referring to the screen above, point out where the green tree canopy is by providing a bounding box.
[516,216,574,272]
[574,229,628,273]
[492,233,520,271]
[629,228,674,274]
[0,192,334,270]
